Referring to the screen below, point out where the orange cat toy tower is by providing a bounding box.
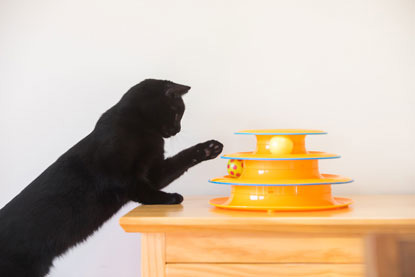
[209,129,353,212]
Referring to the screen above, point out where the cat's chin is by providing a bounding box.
[161,129,179,138]
[161,131,174,138]
[162,134,178,139]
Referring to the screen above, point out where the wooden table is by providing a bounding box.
[119,195,415,277]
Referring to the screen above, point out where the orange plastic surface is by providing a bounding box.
[222,151,340,160]
[209,184,352,211]
[209,159,352,185]
[209,196,353,211]
[209,174,353,186]
[209,129,353,212]
[235,129,327,135]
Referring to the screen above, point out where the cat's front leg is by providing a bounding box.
[127,177,183,205]
[148,140,223,189]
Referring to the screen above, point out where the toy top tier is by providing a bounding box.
[235,129,326,155]
[235,129,327,135]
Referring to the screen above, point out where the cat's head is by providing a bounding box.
[119,79,190,138]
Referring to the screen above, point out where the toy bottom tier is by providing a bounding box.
[209,185,353,212]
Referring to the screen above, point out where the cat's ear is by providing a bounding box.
[165,83,191,98]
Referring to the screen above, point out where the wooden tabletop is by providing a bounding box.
[119,195,415,234]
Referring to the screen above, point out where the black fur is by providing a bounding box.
[0,79,223,277]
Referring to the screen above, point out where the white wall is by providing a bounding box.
[0,0,414,276]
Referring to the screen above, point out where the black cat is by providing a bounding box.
[0,79,223,277]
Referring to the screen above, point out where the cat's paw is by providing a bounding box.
[203,140,223,159]
[139,192,183,205]
[194,140,223,162]
[164,193,184,204]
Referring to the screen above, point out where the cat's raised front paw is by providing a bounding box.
[195,140,223,161]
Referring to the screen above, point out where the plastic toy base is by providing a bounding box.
[209,196,353,212]
[209,184,352,211]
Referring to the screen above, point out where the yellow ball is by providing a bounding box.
[227,159,244,178]
[269,136,294,154]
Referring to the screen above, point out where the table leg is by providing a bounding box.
[141,233,165,277]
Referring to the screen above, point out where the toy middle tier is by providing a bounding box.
[208,129,353,211]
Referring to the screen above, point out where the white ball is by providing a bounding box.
[269,136,294,154]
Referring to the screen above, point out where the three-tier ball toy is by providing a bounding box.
[209,129,353,212]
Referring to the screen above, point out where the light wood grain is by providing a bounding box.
[166,232,364,263]
[165,264,365,277]
[119,195,415,234]
[118,196,415,277]
[141,233,165,277]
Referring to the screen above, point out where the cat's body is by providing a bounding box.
[0,79,223,277]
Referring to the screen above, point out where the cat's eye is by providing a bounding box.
[175,113,180,121]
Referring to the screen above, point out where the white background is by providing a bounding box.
[1,0,414,276]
